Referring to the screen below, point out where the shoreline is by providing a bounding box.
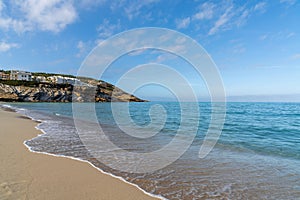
[0,106,161,200]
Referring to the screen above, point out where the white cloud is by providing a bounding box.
[229,39,246,54]
[110,0,127,11]
[123,0,160,20]
[232,43,246,54]
[127,48,148,56]
[166,44,187,54]
[207,1,268,36]
[235,9,250,27]
[286,32,295,38]
[94,38,105,46]
[259,34,268,40]
[254,2,267,13]
[76,40,87,57]
[0,5,28,33]
[154,53,177,63]
[97,19,121,39]
[276,31,296,39]
[77,41,85,50]
[0,41,19,52]
[260,31,296,41]
[175,17,190,29]
[0,0,77,33]
[280,0,297,6]
[291,53,300,60]
[174,2,214,31]
[193,2,215,20]
[0,17,11,30]
[18,0,77,33]
[208,6,233,35]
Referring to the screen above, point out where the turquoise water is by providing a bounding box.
[5,102,300,199]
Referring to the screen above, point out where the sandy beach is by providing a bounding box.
[0,108,159,200]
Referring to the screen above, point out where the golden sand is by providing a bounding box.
[0,108,159,200]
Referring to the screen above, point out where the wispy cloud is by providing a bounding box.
[259,31,295,41]
[193,2,215,20]
[122,0,160,20]
[254,2,267,13]
[0,13,28,33]
[127,48,148,56]
[76,40,89,57]
[0,41,19,52]
[97,19,121,39]
[259,34,268,40]
[229,39,246,54]
[154,53,177,63]
[291,53,300,60]
[286,32,295,38]
[0,0,77,33]
[279,0,297,6]
[175,2,214,30]
[175,17,190,29]
[208,2,268,36]
[208,5,234,35]
[235,9,250,27]
[233,43,246,54]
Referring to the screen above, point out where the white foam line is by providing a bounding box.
[15,108,167,200]
[2,104,12,108]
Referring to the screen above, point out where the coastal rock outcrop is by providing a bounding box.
[0,82,146,102]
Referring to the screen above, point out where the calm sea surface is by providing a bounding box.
[4,102,300,200]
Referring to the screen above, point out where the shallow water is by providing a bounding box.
[5,102,300,199]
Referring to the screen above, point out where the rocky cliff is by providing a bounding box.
[0,80,146,102]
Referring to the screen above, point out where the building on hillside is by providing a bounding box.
[10,70,32,81]
[65,77,85,85]
[0,72,10,80]
[48,76,66,84]
[48,76,83,85]
[32,76,47,83]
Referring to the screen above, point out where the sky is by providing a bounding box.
[0,0,300,101]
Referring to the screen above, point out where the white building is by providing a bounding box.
[33,76,47,83]
[48,76,64,84]
[47,76,83,85]
[10,70,32,81]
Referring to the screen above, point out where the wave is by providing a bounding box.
[1,104,166,200]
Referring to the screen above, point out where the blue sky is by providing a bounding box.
[0,0,300,101]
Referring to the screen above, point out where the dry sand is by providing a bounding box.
[0,108,159,200]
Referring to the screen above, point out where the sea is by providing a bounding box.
[2,102,300,200]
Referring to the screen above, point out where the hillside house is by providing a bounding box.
[33,76,47,83]
[48,76,66,84]
[48,76,83,85]
[10,70,32,81]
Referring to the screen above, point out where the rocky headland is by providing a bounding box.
[0,78,146,102]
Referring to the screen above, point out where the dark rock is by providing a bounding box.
[0,82,146,102]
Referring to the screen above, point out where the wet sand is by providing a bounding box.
[0,108,159,200]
